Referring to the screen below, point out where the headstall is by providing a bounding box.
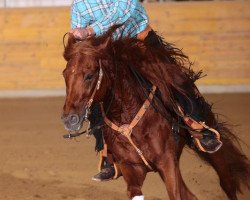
[83,60,104,136]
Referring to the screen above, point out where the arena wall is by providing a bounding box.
[0,1,249,91]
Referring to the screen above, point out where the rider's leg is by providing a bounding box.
[91,145,116,181]
[143,31,222,153]
[89,103,115,181]
[175,92,222,153]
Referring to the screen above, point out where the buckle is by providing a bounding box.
[119,124,132,137]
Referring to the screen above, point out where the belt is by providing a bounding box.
[137,25,152,41]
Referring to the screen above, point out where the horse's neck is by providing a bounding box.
[104,67,144,125]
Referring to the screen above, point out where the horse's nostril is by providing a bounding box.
[69,114,79,125]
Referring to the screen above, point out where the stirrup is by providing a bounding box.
[97,145,121,179]
[191,130,223,153]
[177,105,223,153]
[190,122,223,153]
[92,165,115,182]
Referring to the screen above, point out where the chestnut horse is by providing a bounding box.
[61,31,249,200]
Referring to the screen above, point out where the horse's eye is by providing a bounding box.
[85,74,93,80]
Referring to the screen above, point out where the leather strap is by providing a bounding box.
[83,60,104,121]
[100,86,157,170]
[177,105,220,140]
[86,61,103,108]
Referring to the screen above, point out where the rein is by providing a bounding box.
[63,125,103,139]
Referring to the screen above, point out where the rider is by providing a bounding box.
[70,0,222,181]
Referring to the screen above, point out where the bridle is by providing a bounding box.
[63,58,155,170]
[84,60,104,121]
[63,60,104,139]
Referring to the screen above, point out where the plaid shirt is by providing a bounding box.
[71,0,149,38]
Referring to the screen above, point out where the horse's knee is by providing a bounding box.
[127,186,143,199]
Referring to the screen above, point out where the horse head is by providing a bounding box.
[61,33,112,132]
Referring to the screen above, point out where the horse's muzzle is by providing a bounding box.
[61,113,84,132]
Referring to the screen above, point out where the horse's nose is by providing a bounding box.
[61,113,83,131]
[68,114,80,125]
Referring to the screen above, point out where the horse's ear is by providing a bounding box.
[67,33,77,46]
[63,33,77,61]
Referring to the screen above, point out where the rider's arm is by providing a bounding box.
[71,1,89,29]
[89,0,138,36]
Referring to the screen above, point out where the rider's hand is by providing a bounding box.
[70,28,88,40]
[70,27,95,40]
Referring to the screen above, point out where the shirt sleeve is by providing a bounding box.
[90,0,137,36]
[71,2,88,29]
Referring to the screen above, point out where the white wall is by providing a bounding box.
[0,0,163,8]
[0,0,5,7]
[0,0,72,7]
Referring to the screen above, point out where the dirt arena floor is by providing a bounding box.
[0,93,249,200]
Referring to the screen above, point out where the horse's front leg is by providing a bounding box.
[157,151,198,200]
[119,163,147,200]
[157,151,182,200]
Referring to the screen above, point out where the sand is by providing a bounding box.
[0,94,249,200]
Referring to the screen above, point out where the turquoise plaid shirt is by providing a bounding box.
[71,0,149,38]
